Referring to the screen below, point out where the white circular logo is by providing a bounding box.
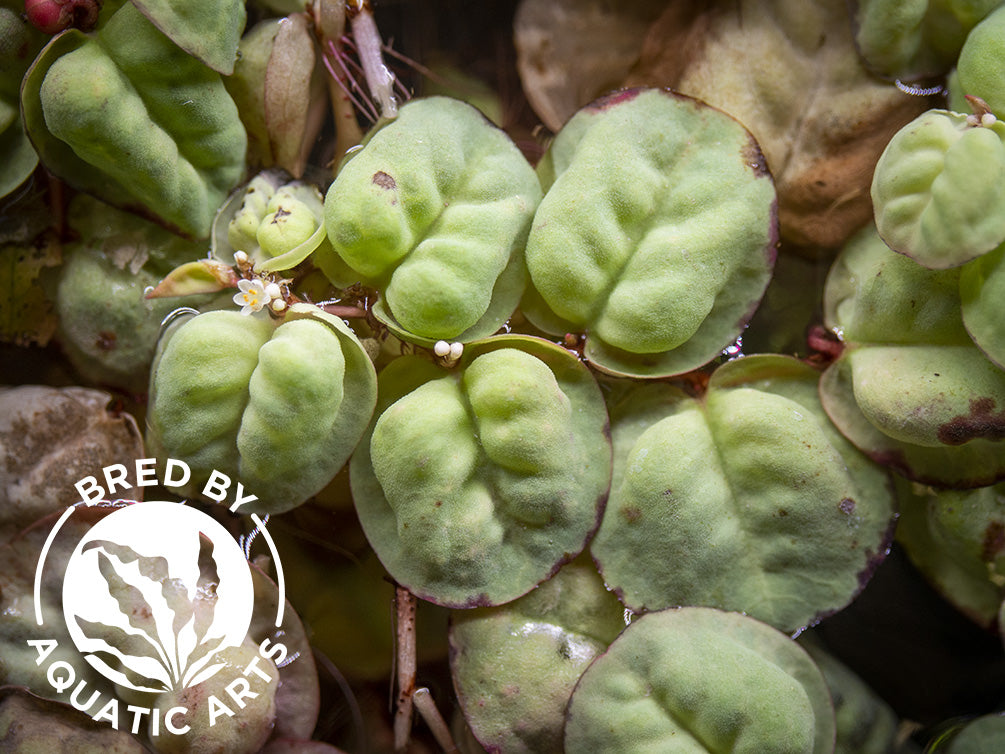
[61,501,254,693]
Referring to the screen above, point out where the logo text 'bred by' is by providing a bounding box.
[73,457,259,512]
[30,463,288,740]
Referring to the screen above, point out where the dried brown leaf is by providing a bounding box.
[0,689,146,753]
[265,14,328,178]
[0,386,143,543]
[624,0,933,251]
[514,0,667,132]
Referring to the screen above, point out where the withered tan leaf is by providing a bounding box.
[265,14,329,179]
[0,689,146,753]
[624,0,933,251]
[0,386,143,543]
[514,0,667,132]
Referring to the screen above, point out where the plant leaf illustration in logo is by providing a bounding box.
[77,533,229,693]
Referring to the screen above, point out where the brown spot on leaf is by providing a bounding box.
[777,508,789,517]
[271,207,291,222]
[372,171,396,190]
[937,398,1005,446]
[95,331,117,351]
[621,506,642,523]
[839,498,855,515]
[982,521,1005,563]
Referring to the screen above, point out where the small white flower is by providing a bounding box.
[234,278,268,315]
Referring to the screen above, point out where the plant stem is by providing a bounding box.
[393,585,417,752]
[413,687,459,753]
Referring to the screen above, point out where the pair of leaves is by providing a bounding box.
[350,335,611,608]
[21,2,246,238]
[822,224,1005,487]
[323,96,543,345]
[523,87,777,378]
[148,304,378,515]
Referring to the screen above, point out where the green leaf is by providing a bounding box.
[853,0,1001,81]
[524,88,777,378]
[0,4,44,198]
[896,478,1005,628]
[944,713,1005,751]
[54,195,227,392]
[822,223,1005,486]
[21,2,247,238]
[213,171,330,272]
[132,0,245,75]
[953,4,1005,119]
[0,110,37,200]
[960,240,1005,369]
[820,349,1005,487]
[324,96,542,344]
[591,354,895,632]
[350,335,611,607]
[450,556,625,754]
[564,607,836,753]
[824,223,969,346]
[872,110,1005,269]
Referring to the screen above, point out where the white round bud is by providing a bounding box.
[265,282,282,300]
[982,112,998,127]
[434,340,451,357]
[233,250,249,265]
[449,342,464,360]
